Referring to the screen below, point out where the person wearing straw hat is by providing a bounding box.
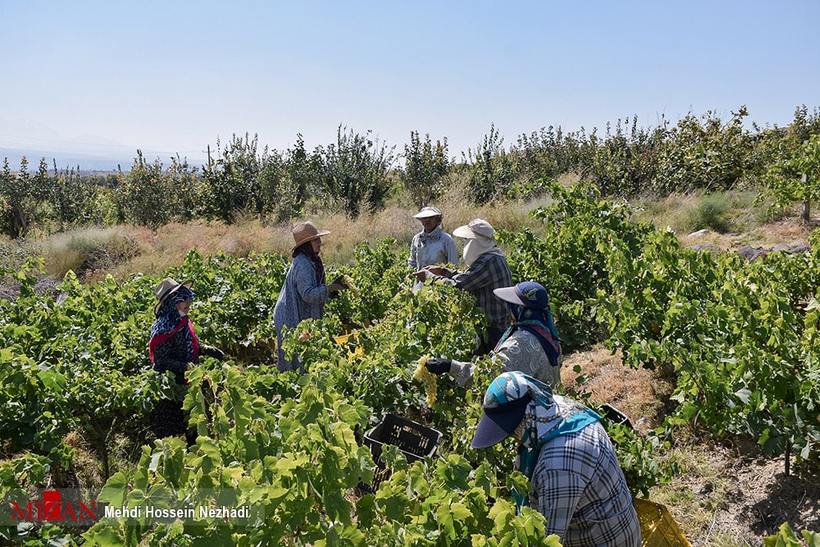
[408,206,458,272]
[423,281,562,388]
[273,221,347,372]
[148,277,225,441]
[418,218,512,354]
[471,371,640,546]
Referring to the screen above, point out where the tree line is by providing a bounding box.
[1,106,819,238]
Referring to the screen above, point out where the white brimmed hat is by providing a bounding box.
[453,218,495,239]
[413,206,443,219]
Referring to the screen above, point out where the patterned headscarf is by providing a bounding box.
[482,371,600,507]
[149,285,199,364]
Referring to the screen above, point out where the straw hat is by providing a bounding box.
[413,206,443,219]
[453,218,495,239]
[154,277,192,314]
[291,221,330,251]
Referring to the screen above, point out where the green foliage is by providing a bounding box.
[403,131,450,207]
[465,125,519,204]
[764,522,820,547]
[500,181,652,351]
[762,134,820,222]
[0,157,42,237]
[114,151,179,229]
[597,222,820,465]
[4,105,820,237]
[513,125,585,183]
[3,178,818,542]
[48,161,104,229]
[653,107,753,194]
[583,117,664,196]
[320,126,396,218]
[200,134,262,224]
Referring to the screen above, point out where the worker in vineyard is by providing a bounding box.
[471,371,640,546]
[407,206,458,272]
[417,218,512,354]
[148,277,226,442]
[274,220,347,371]
[423,281,562,387]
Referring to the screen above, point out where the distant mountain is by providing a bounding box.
[0,147,205,172]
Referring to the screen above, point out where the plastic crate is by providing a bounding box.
[360,414,442,493]
[601,403,633,429]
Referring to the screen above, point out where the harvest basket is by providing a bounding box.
[360,413,441,493]
[635,498,692,547]
[601,403,633,429]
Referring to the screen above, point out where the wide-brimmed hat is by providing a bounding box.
[471,372,533,449]
[413,206,443,219]
[154,277,192,314]
[453,218,495,239]
[493,281,549,310]
[291,221,330,251]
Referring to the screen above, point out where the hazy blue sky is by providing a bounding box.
[1,0,819,167]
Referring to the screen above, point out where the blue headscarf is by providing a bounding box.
[482,371,600,508]
[496,281,561,366]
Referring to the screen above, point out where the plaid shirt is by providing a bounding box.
[439,251,513,330]
[530,421,641,547]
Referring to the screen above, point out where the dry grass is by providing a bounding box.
[39,226,142,279]
[634,190,816,251]
[15,188,815,282]
[633,191,761,234]
[27,197,552,281]
[562,346,675,434]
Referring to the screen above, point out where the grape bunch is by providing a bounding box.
[413,355,437,406]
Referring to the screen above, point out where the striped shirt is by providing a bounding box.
[530,421,641,547]
[437,250,513,330]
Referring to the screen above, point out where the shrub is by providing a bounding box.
[320,126,396,218]
[465,125,518,204]
[685,193,732,233]
[403,131,449,208]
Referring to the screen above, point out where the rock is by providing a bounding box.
[771,244,791,252]
[689,244,720,253]
[788,243,810,254]
[688,229,710,238]
[737,246,768,261]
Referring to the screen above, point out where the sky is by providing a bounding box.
[1,0,819,169]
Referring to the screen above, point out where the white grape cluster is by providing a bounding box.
[413,355,437,406]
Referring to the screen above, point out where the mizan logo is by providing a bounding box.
[8,490,97,525]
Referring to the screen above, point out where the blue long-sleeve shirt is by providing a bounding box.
[273,254,329,371]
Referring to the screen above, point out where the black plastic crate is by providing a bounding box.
[601,403,633,430]
[360,413,442,493]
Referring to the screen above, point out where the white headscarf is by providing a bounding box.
[463,235,498,267]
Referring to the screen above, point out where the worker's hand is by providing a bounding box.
[200,345,226,361]
[298,331,311,343]
[327,281,346,293]
[425,266,446,276]
[425,357,452,375]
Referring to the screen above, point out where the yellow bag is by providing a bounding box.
[635,498,691,547]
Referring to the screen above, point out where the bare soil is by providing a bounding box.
[563,347,820,546]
